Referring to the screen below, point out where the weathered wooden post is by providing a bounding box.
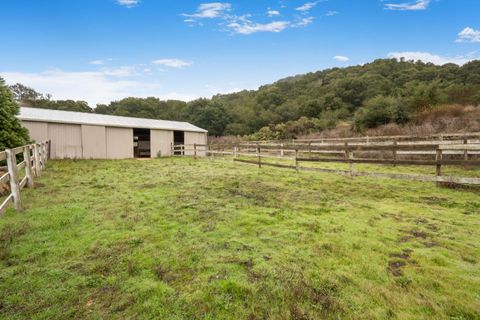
[40,143,46,170]
[34,143,41,176]
[463,137,468,161]
[194,143,197,160]
[47,140,51,160]
[233,146,237,161]
[23,146,34,188]
[280,143,284,157]
[295,148,299,173]
[393,140,398,167]
[257,146,262,168]
[436,148,443,181]
[5,149,22,211]
[308,142,312,158]
[344,142,353,176]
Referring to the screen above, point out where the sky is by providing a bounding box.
[0,0,479,107]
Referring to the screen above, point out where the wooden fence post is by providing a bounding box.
[393,140,398,167]
[194,143,197,160]
[344,142,353,176]
[308,142,312,158]
[5,149,22,211]
[34,143,41,176]
[436,148,443,179]
[257,146,262,168]
[40,143,46,170]
[23,146,34,188]
[47,140,51,160]
[463,137,468,161]
[295,148,299,173]
[233,146,237,160]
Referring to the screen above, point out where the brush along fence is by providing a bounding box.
[245,132,480,145]
[0,141,50,215]
[202,139,480,185]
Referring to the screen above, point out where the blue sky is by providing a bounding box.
[0,0,479,107]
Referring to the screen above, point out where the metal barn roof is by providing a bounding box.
[17,107,207,133]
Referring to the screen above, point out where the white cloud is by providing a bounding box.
[89,60,105,65]
[227,17,290,35]
[326,11,339,16]
[456,27,480,43]
[334,55,350,62]
[0,69,172,107]
[152,59,193,68]
[387,51,478,65]
[117,0,139,8]
[384,0,430,11]
[296,2,318,12]
[183,3,232,19]
[294,17,314,27]
[184,2,317,35]
[267,10,280,17]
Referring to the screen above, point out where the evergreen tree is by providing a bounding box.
[0,77,30,150]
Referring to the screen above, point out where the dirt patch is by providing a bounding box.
[388,249,415,277]
[388,260,407,276]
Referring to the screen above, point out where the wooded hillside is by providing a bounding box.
[11,59,480,138]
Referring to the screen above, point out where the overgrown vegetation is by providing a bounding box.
[10,59,480,138]
[0,158,479,319]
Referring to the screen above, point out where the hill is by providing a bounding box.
[10,59,480,138]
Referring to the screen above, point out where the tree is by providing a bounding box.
[0,78,30,149]
[8,83,47,103]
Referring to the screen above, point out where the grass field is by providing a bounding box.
[0,158,479,319]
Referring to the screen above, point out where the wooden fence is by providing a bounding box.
[177,138,480,185]
[0,141,50,215]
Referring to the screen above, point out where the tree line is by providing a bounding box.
[6,58,480,140]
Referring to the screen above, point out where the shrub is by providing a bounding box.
[353,96,409,131]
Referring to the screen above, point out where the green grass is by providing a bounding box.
[0,158,479,319]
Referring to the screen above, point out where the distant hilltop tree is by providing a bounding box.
[8,83,93,113]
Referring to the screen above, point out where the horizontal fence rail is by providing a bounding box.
[0,141,50,215]
[175,135,480,186]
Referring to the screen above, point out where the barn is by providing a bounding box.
[17,107,208,159]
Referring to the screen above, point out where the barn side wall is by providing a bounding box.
[21,121,48,142]
[106,127,133,159]
[151,129,173,157]
[184,132,207,156]
[48,123,83,159]
[82,125,107,159]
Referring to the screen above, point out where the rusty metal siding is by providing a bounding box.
[48,123,83,159]
[81,125,107,159]
[150,129,173,157]
[21,121,48,143]
[184,132,207,156]
[106,127,133,159]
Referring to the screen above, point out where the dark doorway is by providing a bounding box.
[133,128,151,158]
[173,130,184,155]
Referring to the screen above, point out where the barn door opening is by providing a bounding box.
[173,131,184,155]
[133,128,151,158]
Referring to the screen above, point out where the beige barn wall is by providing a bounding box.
[48,123,83,159]
[21,121,48,143]
[81,125,106,159]
[184,132,207,156]
[106,127,133,159]
[151,129,173,157]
